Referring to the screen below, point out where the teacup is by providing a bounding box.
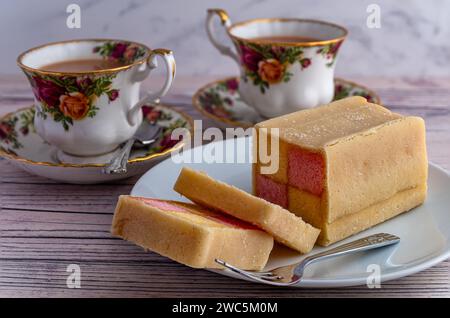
[206,9,347,118]
[17,39,175,162]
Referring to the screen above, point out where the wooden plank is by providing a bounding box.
[0,259,448,297]
[0,76,449,297]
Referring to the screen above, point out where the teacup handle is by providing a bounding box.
[127,48,176,126]
[206,9,239,63]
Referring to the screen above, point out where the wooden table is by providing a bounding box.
[1,75,449,298]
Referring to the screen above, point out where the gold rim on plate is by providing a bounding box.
[192,77,382,128]
[0,104,194,168]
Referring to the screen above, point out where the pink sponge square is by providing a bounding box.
[255,174,288,208]
[288,147,324,196]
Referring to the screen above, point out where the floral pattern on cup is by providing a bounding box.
[235,40,311,93]
[93,41,147,64]
[232,39,345,93]
[26,72,119,130]
[0,107,35,153]
[0,105,192,163]
[316,41,343,67]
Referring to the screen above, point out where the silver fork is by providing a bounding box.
[215,233,400,286]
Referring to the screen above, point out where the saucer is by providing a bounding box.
[193,77,381,128]
[0,103,193,184]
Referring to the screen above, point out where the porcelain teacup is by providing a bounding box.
[206,9,347,117]
[17,39,175,162]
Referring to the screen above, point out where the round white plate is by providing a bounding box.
[131,137,450,288]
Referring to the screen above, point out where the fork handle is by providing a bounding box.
[300,233,400,269]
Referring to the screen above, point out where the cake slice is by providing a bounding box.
[111,195,273,270]
[254,96,428,245]
[173,167,320,254]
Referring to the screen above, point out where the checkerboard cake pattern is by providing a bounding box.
[174,167,320,254]
[253,96,428,246]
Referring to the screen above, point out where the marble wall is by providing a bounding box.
[1,0,449,78]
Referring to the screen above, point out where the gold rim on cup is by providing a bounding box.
[209,7,349,48]
[17,38,152,76]
[227,18,348,47]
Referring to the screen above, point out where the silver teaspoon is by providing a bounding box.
[102,122,162,175]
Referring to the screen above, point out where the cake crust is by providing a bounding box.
[253,96,428,245]
[174,167,320,254]
[290,184,427,245]
[111,195,274,270]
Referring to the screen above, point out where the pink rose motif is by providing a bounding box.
[359,94,373,102]
[124,45,138,61]
[300,58,312,69]
[199,92,215,108]
[32,76,65,108]
[271,46,285,57]
[160,132,181,149]
[111,43,127,59]
[240,45,263,72]
[108,89,119,102]
[142,105,162,122]
[225,79,238,92]
[0,122,12,140]
[20,126,29,135]
[329,41,342,56]
[76,77,93,91]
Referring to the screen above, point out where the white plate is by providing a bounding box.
[131,137,450,288]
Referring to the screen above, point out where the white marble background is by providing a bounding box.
[1,0,449,78]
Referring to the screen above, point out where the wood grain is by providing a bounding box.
[0,76,449,298]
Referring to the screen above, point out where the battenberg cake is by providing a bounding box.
[173,167,320,254]
[253,96,428,246]
[111,195,274,270]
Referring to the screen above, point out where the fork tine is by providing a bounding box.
[214,259,227,266]
[254,274,284,281]
[214,259,257,282]
[214,259,284,283]
[251,272,279,277]
[214,259,250,276]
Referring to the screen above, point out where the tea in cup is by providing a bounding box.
[17,39,176,162]
[206,9,347,117]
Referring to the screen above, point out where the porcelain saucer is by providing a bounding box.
[193,77,381,128]
[0,103,193,184]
